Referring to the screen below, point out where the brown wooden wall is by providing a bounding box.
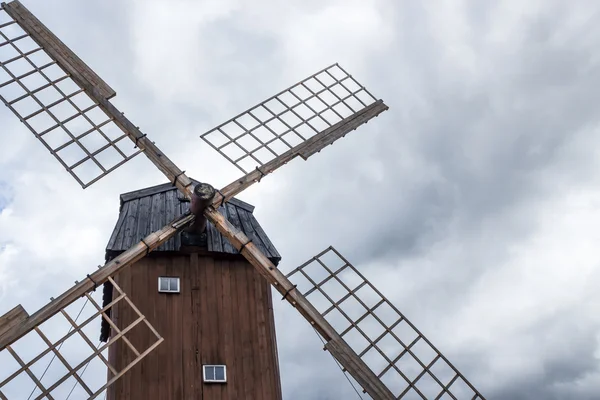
[106,253,282,400]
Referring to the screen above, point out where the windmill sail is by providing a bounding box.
[0,1,143,188]
[201,63,388,174]
[0,213,193,399]
[286,247,486,399]
[202,64,388,205]
[0,277,162,400]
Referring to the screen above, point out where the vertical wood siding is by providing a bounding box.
[106,254,282,400]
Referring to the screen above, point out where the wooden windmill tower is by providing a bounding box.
[0,1,487,399]
[100,182,284,399]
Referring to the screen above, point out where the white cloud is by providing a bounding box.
[2,0,600,399]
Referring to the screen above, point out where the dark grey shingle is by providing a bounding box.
[105,181,281,264]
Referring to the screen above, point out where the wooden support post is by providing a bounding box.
[187,182,216,233]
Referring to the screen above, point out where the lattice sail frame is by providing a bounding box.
[0,2,140,188]
[0,277,162,400]
[286,247,486,400]
[201,63,379,174]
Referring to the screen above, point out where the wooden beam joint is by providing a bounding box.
[0,305,29,338]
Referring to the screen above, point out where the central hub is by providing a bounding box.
[193,182,216,202]
[187,182,217,234]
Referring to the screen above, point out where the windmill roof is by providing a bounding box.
[104,181,281,264]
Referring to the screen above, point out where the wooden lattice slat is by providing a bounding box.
[0,277,163,400]
[286,247,486,400]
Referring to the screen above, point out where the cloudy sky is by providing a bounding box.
[2,0,600,398]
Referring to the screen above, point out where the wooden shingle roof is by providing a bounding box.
[105,181,281,264]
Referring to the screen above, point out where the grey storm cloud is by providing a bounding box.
[2,1,600,399]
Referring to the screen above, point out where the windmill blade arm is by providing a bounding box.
[287,247,487,399]
[90,88,194,196]
[203,206,396,399]
[0,1,195,191]
[0,211,194,350]
[214,99,387,205]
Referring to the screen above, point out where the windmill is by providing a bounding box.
[0,1,486,399]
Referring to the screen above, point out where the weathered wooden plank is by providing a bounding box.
[249,214,281,261]
[219,204,237,255]
[106,307,118,400]
[180,197,190,215]
[191,253,203,399]
[225,202,242,231]
[0,305,28,338]
[228,197,255,213]
[106,202,129,250]
[238,261,253,399]
[181,255,193,400]
[206,256,218,361]
[225,202,252,257]
[206,222,221,253]
[134,196,152,244]
[266,286,283,399]
[183,254,197,399]
[229,258,243,399]
[147,259,161,400]
[164,189,177,224]
[142,258,154,400]
[213,258,225,400]
[120,183,174,204]
[153,256,168,400]
[167,257,177,399]
[173,190,183,251]
[130,254,145,400]
[253,268,269,399]
[119,198,139,250]
[199,255,210,398]
[3,1,116,99]
[118,256,133,400]
[163,189,178,251]
[221,259,237,400]
[237,207,270,259]
[155,192,167,251]
[148,194,162,233]
[106,274,121,400]
[245,262,260,399]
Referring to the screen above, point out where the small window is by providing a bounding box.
[203,365,226,383]
[158,277,180,293]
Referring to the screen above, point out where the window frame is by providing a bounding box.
[157,276,180,293]
[202,364,227,383]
